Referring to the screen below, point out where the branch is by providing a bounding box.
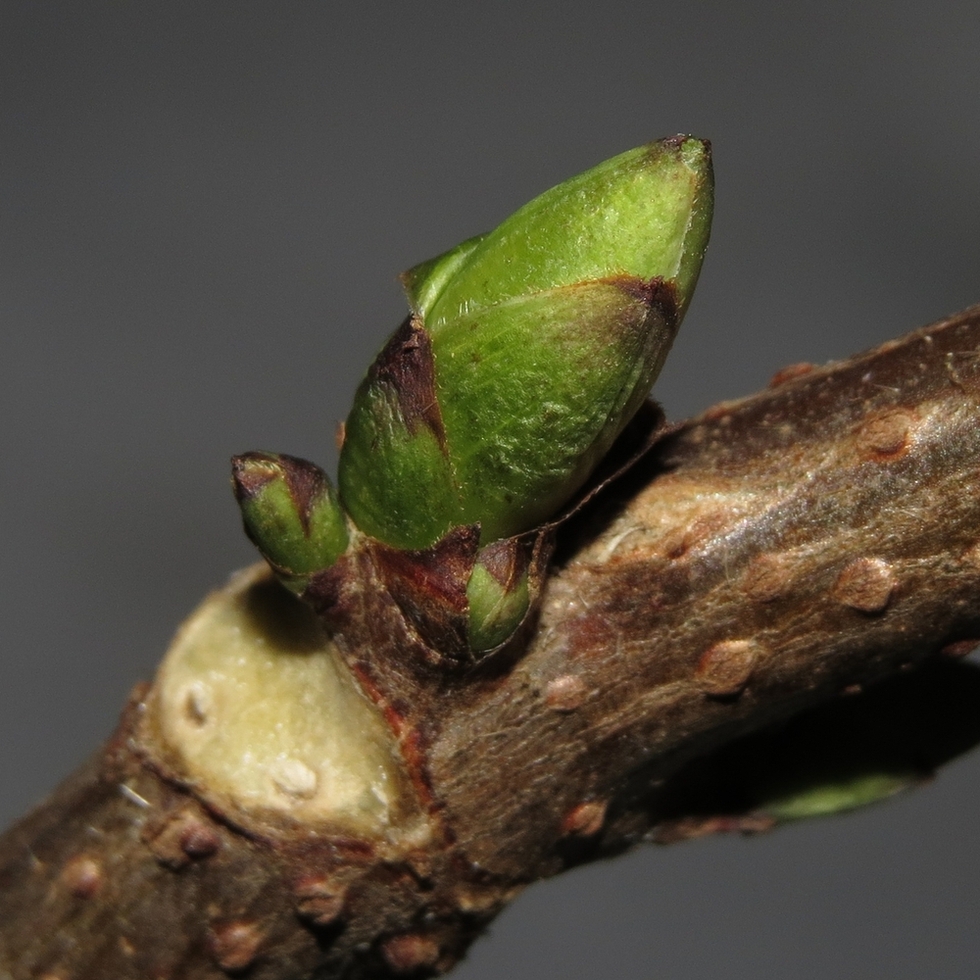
[2,305,980,979]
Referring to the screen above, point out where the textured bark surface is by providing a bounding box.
[2,306,980,979]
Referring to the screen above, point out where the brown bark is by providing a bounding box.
[3,305,980,979]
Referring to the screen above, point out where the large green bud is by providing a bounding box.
[338,135,713,551]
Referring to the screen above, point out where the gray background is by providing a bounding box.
[2,2,979,977]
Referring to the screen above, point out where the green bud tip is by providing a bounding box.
[231,452,349,589]
[413,134,712,327]
[339,135,713,551]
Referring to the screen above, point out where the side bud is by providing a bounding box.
[466,537,535,654]
[338,135,713,551]
[231,452,349,591]
[370,526,551,664]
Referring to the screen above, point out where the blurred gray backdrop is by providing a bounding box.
[2,2,979,977]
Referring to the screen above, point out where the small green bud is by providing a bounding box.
[231,452,349,590]
[758,772,917,823]
[467,564,530,653]
[339,136,713,551]
[466,538,534,653]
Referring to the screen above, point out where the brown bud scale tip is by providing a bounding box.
[368,317,447,448]
[603,274,679,329]
[233,451,333,536]
[229,453,277,498]
[281,456,330,535]
[833,557,895,613]
[372,525,480,658]
[476,535,533,588]
[695,639,760,697]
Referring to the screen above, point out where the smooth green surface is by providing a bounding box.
[425,137,712,329]
[436,281,669,542]
[466,561,531,653]
[401,233,487,317]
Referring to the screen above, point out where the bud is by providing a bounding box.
[759,772,917,823]
[466,538,534,653]
[339,136,713,551]
[231,452,349,590]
